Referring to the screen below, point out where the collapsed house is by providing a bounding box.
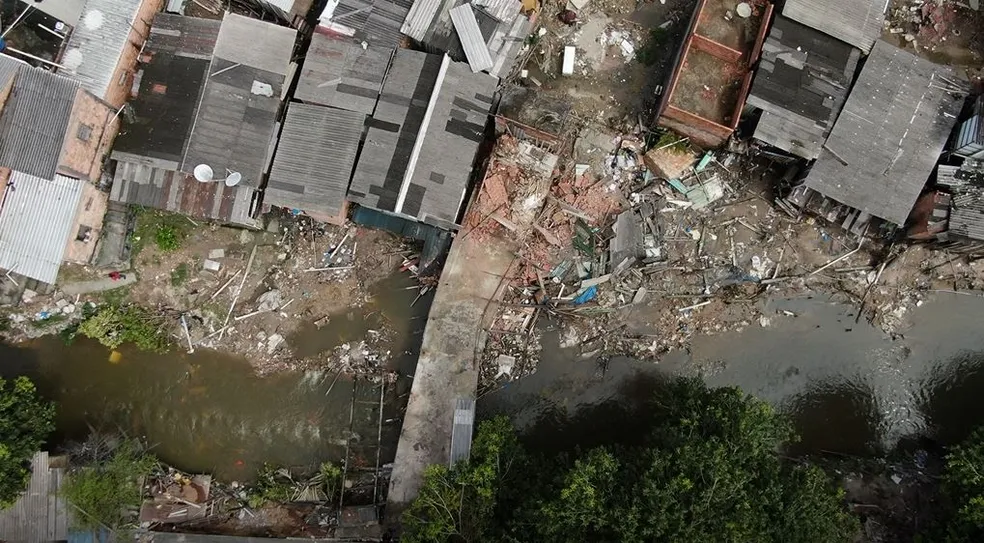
[109,13,297,228]
[657,0,772,147]
[400,0,533,77]
[785,41,966,232]
[931,162,984,249]
[745,15,861,160]
[0,55,119,285]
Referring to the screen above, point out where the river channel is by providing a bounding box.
[3,289,984,480]
[0,272,432,481]
[482,292,984,456]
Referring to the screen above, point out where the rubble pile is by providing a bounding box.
[477,122,984,388]
[886,0,982,56]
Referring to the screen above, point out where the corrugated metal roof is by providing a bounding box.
[401,0,444,41]
[180,60,282,188]
[804,41,965,225]
[0,452,70,542]
[403,59,495,225]
[213,13,296,77]
[348,49,442,213]
[473,0,520,22]
[329,0,412,48]
[111,153,258,227]
[449,398,475,465]
[0,173,83,284]
[0,62,80,180]
[62,0,145,99]
[294,34,391,114]
[782,0,884,54]
[146,13,222,60]
[747,15,861,159]
[449,4,494,73]
[266,103,366,217]
[0,54,22,89]
[27,0,84,26]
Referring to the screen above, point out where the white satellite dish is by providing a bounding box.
[736,2,752,17]
[194,164,214,182]
[224,172,242,187]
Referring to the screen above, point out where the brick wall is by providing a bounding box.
[659,106,732,148]
[691,34,742,63]
[58,90,119,182]
[102,0,166,108]
[63,182,108,264]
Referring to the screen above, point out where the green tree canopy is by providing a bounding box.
[0,376,55,508]
[938,426,984,541]
[402,378,858,543]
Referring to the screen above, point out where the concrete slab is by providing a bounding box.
[386,229,517,512]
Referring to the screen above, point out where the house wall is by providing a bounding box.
[103,0,166,108]
[62,182,108,264]
[58,90,119,182]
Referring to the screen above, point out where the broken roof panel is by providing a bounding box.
[449,4,494,73]
[348,49,442,213]
[0,172,83,284]
[782,0,885,54]
[747,15,861,159]
[294,34,391,114]
[0,60,80,179]
[803,41,966,225]
[266,103,366,217]
[62,0,145,99]
[213,13,296,76]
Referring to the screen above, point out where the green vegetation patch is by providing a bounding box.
[75,303,171,353]
[403,378,858,543]
[132,208,193,255]
[170,262,190,286]
[62,439,157,531]
[0,376,55,508]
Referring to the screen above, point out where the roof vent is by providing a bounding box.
[194,164,214,182]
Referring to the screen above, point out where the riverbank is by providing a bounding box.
[0,210,434,375]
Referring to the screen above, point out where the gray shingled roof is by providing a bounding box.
[748,15,861,160]
[62,0,145,99]
[180,60,283,188]
[348,50,495,226]
[782,0,885,54]
[403,60,496,225]
[0,58,80,180]
[348,49,442,213]
[213,13,296,77]
[803,41,966,225]
[266,103,366,217]
[0,172,83,283]
[294,34,391,114]
[179,14,296,187]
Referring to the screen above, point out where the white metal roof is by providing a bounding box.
[62,0,144,99]
[449,4,493,73]
[0,172,83,284]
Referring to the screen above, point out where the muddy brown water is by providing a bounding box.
[0,272,432,481]
[481,292,984,457]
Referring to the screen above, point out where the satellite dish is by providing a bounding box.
[224,172,242,187]
[736,2,752,17]
[194,164,214,182]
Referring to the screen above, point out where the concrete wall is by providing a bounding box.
[63,182,108,264]
[103,0,166,108]
[58,90,119,182]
